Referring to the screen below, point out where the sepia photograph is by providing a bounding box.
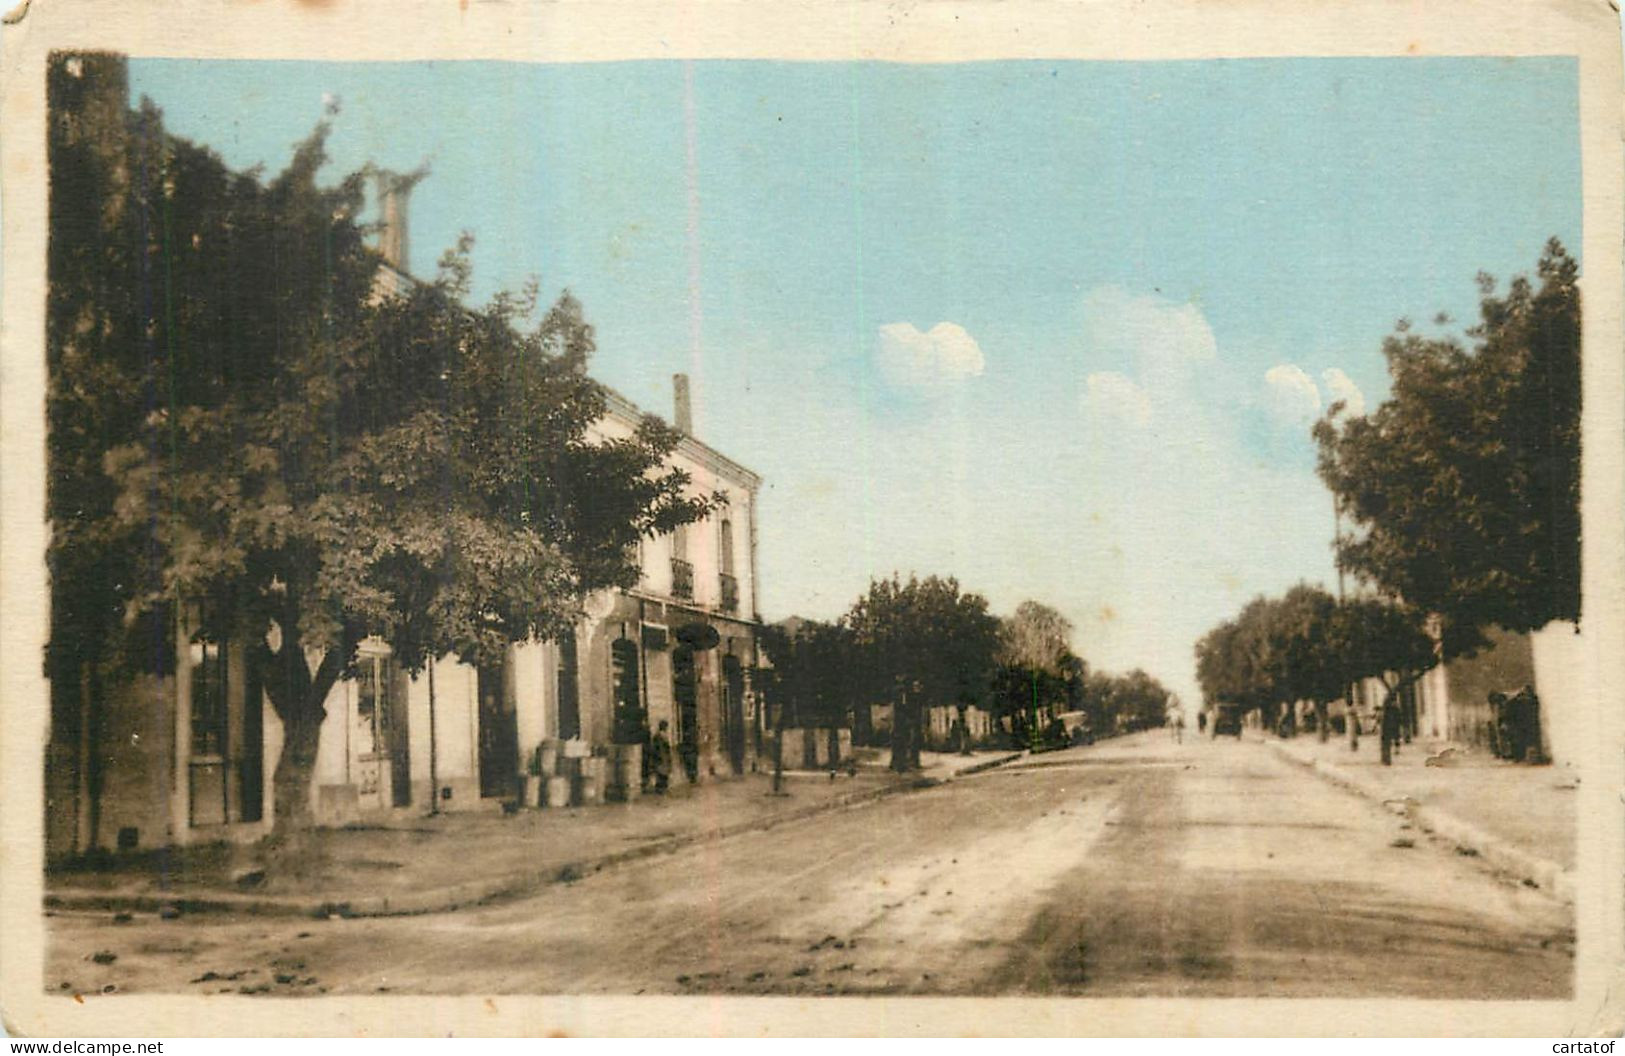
[2,0,1622,1039]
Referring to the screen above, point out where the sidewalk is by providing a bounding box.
[45,748,1023,919]
[1262,732,1577,901]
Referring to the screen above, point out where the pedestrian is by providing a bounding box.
[1379,696,1402,766]
[648,719,674,794]
[1197,711,1207,735]
[1487,692,1510,759]
[1509,684,1544,763]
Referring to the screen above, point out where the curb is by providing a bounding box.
[1262,740,1574,903]
[45,751,1027,920]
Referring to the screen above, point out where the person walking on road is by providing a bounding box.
[1379,696,1402,766]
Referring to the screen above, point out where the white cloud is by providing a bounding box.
[1081,286,1218,377]
[877,321,985,392]
[1320,367,1367,418]
[1263,364,1322,425]
[1082,371,1153,428]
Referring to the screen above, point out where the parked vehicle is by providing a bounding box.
[1028,716,1073,753]
[1211,704,1243,738]
[1056,710,1095,746]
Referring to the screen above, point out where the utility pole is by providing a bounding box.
[1334,492,1359,752]
[428,659,440,815]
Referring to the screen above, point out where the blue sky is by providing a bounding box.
[127,57,1581,705]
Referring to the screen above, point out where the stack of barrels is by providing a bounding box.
[606,744,643,803]
[532,740,642,807]
[572,755,607,806]
[534,739,572,808]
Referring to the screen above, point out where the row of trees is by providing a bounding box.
[1196,238,1581,751]
[760,576,1173,771]
[48,55,719,846]
[1195,586,1433,743]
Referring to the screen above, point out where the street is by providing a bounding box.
[48,732,1573,999]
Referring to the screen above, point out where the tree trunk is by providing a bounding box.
[891,691,910,774]
[910,705,924,770]
[1316,700,1329,743]
[253,631,347,857]
[1347,687,1360,751]
[272,702,323,835]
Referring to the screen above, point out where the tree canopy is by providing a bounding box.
[48,54,717,834]
[844,574,1001,709]
[1314,239,1581,656]
[1195,586,1439,735]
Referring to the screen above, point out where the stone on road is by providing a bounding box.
[48,732,1571,998]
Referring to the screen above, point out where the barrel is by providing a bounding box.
[543,776,572,809]
[811,728,832,768]
[574,756,606,806]
[535,740,562,777]
[608,744,642,802]
[779,727,806,768]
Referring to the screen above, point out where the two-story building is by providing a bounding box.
[44,138,766,854]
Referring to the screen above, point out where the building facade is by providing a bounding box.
[45,381,765,858]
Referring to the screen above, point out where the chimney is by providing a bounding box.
[673,374,693,434]
[373,169,417,274]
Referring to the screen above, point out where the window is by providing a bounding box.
[189,640,227,757]
[355,653,397,757]
[719,519,735,577]
[557,630,581,740]
[610,637,645,744]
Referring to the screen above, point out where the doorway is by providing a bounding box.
[356,653,411,810]
[672,645,700,783]
[722,653,746,774]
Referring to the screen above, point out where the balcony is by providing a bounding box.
[670,558,694,600]
[719,572,739,614]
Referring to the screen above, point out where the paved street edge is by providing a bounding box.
[44,752,1027,920]
[1262,739,1574,904]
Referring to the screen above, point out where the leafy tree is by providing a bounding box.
[1195,595,1280,721]
[1266,585,1346,741]
[758,619,859,731]
[843,574,1000,772]
[1195,584,1437,754]
[1334,597,1439,757]
[993,601,1080,746]
[46,54,165,852]
[1314,240,1581,656]
[999,601,1073,673]
[48,55,716,840]
[1094,669,1173,733]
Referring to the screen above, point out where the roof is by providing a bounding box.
[372,256,761,492]
[600,384,762,493]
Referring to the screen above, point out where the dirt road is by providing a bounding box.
[47,732,1572,997]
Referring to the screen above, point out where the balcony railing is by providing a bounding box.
[719,572,739,614]
[670,558,694,600]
